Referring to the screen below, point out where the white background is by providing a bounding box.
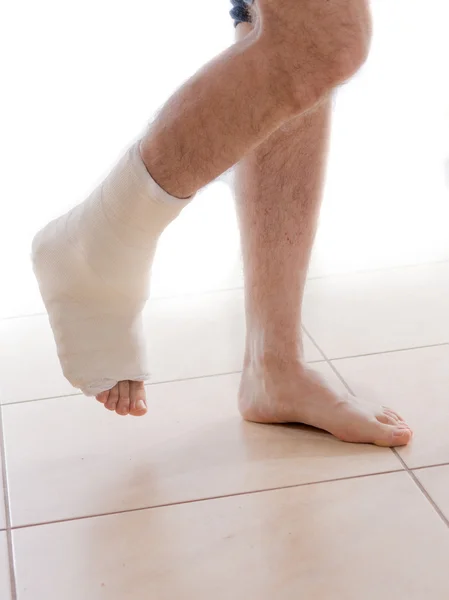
[1,0,448,318]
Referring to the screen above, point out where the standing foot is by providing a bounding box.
[239,361,413,447]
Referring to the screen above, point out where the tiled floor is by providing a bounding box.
[0,290,322,404]
[3,0,449,595]
[10,474,449,600]
[1,262,449,598]
[0,450,6,531]
[0,533,12,600]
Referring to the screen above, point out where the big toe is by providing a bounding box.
[129,381,147,417]
[374,423,413,448]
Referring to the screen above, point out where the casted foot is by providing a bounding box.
[31,144,188,404]
[239,361,412,447]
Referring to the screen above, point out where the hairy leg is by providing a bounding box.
[33,0,373,416]
[141,0,372,198]
[234,21,412,446]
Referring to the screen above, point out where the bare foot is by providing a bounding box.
[96,381,147,417]
[239,361,412,447]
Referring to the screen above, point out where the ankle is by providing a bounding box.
[243,347,306,375]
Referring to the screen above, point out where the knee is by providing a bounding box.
[325,18,372,85]
[257,1,372,109]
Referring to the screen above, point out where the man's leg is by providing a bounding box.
[234,18,412,446]
[140,0,372,199]
[33,0,373,417]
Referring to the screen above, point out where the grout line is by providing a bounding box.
[0,358,329,407]
[3,257,449,322]
[3,341,449,407]
[302,325,360,396]
[304,258,449,284]
[412,462,449,472]
[303,326,449,531]
[5,338,449,407]
[0,370,245,407]
[0,312,47,322]
[0,371,245,406]
[329,342,449,363]
[10,468,404,531]
[0,406,18,600]
[0,286,243,322]
[302,328,326,360]
[305,326,449,529]
[301,326,401,462]
[392,449,449,528]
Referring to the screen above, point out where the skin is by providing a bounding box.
[96,381,147,417]
[96,0,412,446]
[97,0,373,418]
[140,0,373,199]
[232,19,411,447]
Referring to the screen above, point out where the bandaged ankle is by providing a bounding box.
[32,142,190,395]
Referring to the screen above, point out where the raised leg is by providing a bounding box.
[140,0,373,198]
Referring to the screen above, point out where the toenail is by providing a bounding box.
[137,400,146,411]
[393,429,408,437]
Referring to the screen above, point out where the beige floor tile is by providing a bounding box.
[302,333,323,362]
[303,263,449,358]
[3,364,400,527]
[0,290,323,404]
[0,426,6,529]
[13,472,449,600]
[0,315,76,403]
[333,346,449,468]
[0,532,12,600]
[0,459,5,530]
[145,291,322,384]
[414,465,449,521]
